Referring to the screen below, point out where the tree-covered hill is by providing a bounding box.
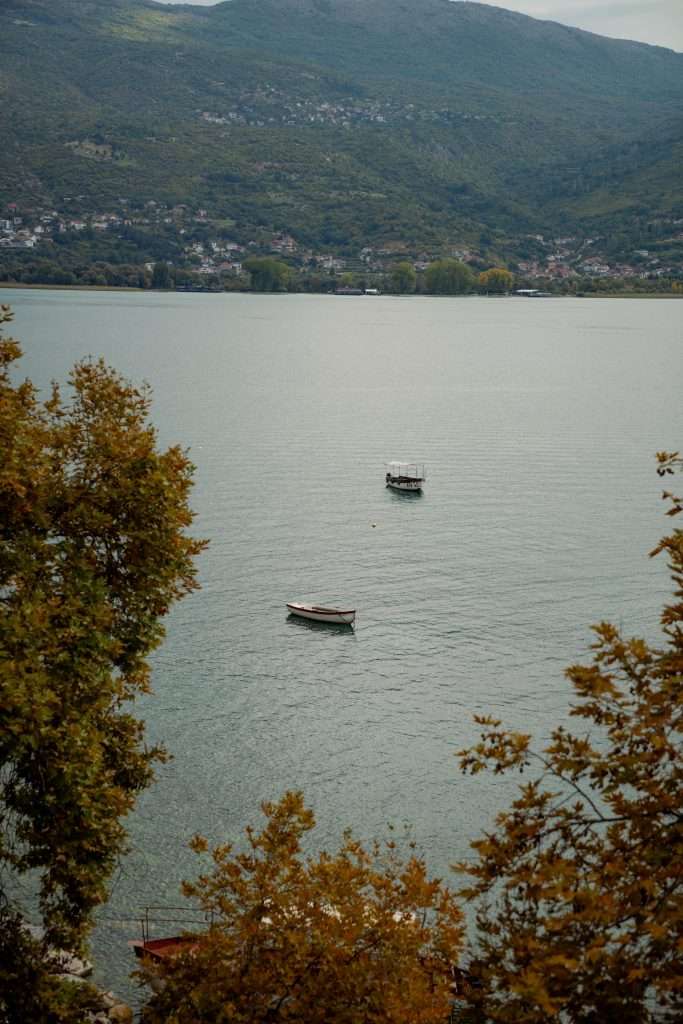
[2,0,682,256]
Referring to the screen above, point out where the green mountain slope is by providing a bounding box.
[538,125,683,220]
[2,0,682,253]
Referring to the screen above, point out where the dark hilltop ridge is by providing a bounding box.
[2,0,682,285]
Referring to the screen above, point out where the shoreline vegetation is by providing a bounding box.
[2,257,681,298]
[1,281,681,298]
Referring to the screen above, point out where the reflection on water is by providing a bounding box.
[4,289,682,1004]
[386,487,424,500]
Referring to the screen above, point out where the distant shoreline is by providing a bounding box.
[0,283,142,292]
[576,292,683,299]
[1,283,681,299]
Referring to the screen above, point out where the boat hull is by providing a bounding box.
[287,603,355,625]
[130,937,197,963]
[386,479,423,491]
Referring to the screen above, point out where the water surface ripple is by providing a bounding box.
[5,290,681,1001]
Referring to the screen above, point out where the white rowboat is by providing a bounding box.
[287,602,356,626]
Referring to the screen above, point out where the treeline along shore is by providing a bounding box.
[1,260,681,297]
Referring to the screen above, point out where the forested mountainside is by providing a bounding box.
[2,0,682,278]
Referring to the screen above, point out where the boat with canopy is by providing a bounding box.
[385,461,426,491]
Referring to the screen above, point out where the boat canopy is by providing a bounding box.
[386,461,426,479]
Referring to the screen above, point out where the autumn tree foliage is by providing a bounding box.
[458,451,683,1023]
[0,306,204,1009]
[477,268,514,294]
[140,791,463,1024]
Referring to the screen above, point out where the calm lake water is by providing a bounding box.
[4,289,682,1002]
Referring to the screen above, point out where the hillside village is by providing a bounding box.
[4,0,683,298]
[198,94,503,130]
[2,198,682,291]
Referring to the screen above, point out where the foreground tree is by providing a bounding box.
[0,306,204,1011]
[458,451,683,1023]
[140,791,463,1024]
